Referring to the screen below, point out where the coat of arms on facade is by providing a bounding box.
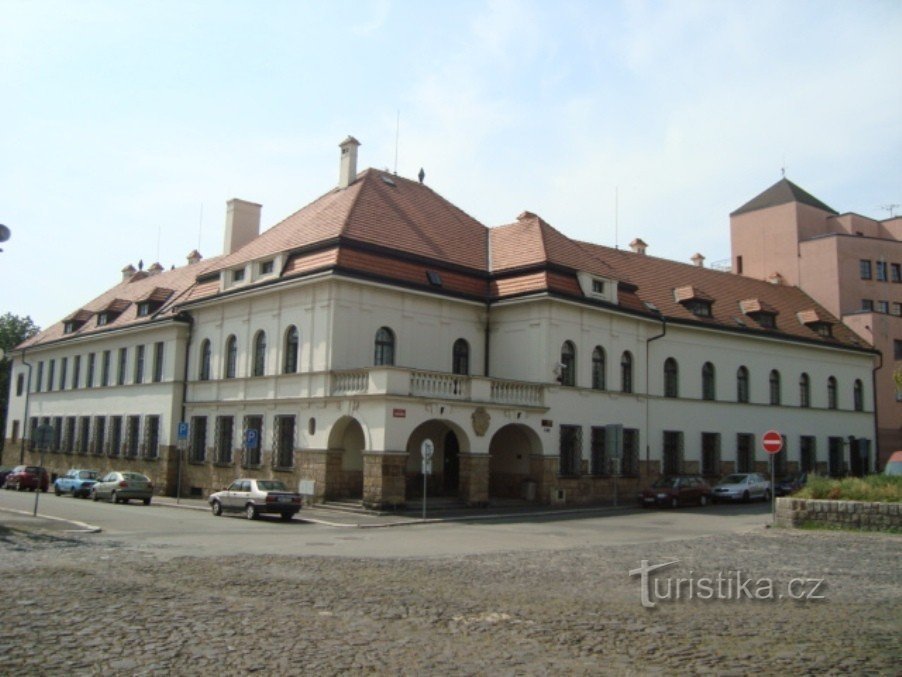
[471,407,491,437]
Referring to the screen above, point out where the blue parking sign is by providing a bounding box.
[177,421,190,440]
[245,428,259,449]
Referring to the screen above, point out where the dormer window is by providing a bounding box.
[63,309,93,334]
[592,279,605,294]
[426,271,443,287]
[812,322,832,338]
[95,299,130,327]
[259,260,274,275]
[233,269,245,283]
[577,272,618,304]
[797,309,833,338]
[739,299,778,329]
[674,286,713,318]
[64,321,82,334]
[97,313,111,326]
[137,301,159,317]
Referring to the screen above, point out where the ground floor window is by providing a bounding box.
[109,416,122,458]
[622,429,639,477]
[662,431,683,476]
[274,415,296,469]
[243,415,263,467]
[77,417,91,454]
[62,417,75,453]
[28,418,37,451]
[52,417,62,452]
[771,436,788,477]
[125,416,141,458]
[559,425,582,476]
[590,426,607,476]
[143,415,160,459]
[701,432,720,477]
[215,416,234,465]
[799,436,816,473]
[91,417,106,456]
[736,433,755,473]
[828,436,844,477]
[190,416,207,463]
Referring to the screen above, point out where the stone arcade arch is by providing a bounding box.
[404,420,471,500]
[327,416,367,499]
[488,424,543,500]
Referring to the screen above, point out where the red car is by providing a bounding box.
[3,465,50,492]
[638,475,713,508]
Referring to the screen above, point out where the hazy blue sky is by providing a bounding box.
[2,0,900,328]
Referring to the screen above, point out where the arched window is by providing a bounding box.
[224,335,237,379]
[769,369,781,405]
[199,339,212,381]
[737,366,750,403]
[283,326,299,374]
[253,331,267,377]
[591,346,606,390]
[701,362,716,400]
[664,358,679,398]
[799,373,810,408]
[620,351,633,394]
[452,339,469,375]
[827,376,838,409]
[374,327,395,366]
[853,379,864,411]
[560,341,576,386]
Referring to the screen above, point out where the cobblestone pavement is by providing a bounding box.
[0,523,899,675]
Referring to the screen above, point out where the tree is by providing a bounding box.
[0,313,40,454]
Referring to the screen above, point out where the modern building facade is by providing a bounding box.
[731,179,902,467]
[3,141,879,506]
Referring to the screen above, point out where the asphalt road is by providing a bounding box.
[0,489,772,559]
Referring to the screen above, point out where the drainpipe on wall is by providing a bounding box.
[176,312,194,500]
[644,316,667,483]
[870,347,882,472]
[18,348,33,464]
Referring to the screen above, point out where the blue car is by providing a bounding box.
[54,469,100,498]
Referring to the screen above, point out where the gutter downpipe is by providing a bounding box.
[18,348,33,464]
[176,312,194,501]
[644,316,667,484]
[871,348,882,472]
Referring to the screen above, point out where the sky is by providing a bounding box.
[1,0,900,329]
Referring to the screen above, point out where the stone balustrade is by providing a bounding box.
[409,370,470,400]
[490,380,544,406]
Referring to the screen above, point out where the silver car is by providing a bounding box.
[712,473,771,502]
[208,479,302,521]
[91,471,154,505]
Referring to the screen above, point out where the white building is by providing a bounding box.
[3,138,878,506]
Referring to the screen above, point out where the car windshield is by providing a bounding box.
[122,472,148,481]
[651,477,678,488]
[719,474,747,485]
[257,480,287,491]
[78,471,98,479]
[25,467,42,473]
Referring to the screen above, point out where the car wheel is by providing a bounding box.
[143,497,151,506]
[91,490,100,501]
[280,512,293,521]
[110,491,118,504]
[700,495,709,507]
[54,486,62,496]
[671,497,679,509]
[245,504,258,520]
[742,490,750,503]
[211,500,223,517]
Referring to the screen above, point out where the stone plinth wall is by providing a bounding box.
[776,497,901,531]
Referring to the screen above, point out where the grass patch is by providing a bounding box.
[797,520,902,535]
[794,474,902,503]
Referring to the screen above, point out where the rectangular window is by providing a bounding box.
[92,416,106,455]
[109,416,122,457]
[828,436,844,477]
[117,347,128,385]
[701,432,720,477]
[215,416,234,465]
[143,415,160,459]
[590,426,607,476]
[772,436,788,476]
[125,416,141,458]
[892,303,902,317]
[892,263,901,283]
[559,425,582,476]
[894,340,902,360]
[622,429,639,477]
[52,416,63,452]
[28,418,38,451]
[876,261,888,281]
[59,358,68,390]
[260,260,274,275]
[242,415,263,467]
[72,355,81,389]
[86,353,95,388]
[859,259,872,280]
[36,361,44,393]
[800,436,816,473]
[134,345,145,384]
[861,299,874,311]
[63,417,76,453]
[274,415,296,469]
[190,416,208,463]
[736,256,743,274]
[152,342,164,382]
[877,300,889,314]
[47,360,55,392]
[101,350,111,386]
[591,279,605,294]
[736,433,755,473]
[77,416,91,454]
[662,431,683,476]
[232,269,245,282]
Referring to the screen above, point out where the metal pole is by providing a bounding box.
[771,454,776,525]
[422,470,427,521]
[176,441,183,504]
[33,442,45,517]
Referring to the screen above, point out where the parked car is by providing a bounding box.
[638,475,713,508]
[3,465,50,492]
[773,472,807,497]
[209,479,303,521]
[54,469,100,498]
[0,466,15,487]
[91,471,153,505]
[712,473,771,502]
[884,451,902,476]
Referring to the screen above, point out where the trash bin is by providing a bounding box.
[521,480,537,501]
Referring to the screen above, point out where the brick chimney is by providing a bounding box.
[121,264,136,282]
[691,252,705,267]
[338,136,361,189]
[223,198,262,255]
[187,250,202,265]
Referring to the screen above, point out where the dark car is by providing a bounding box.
[3,465,50,492]
[209,479,303,520]
[773,472,807,497]
[638,475,713,508]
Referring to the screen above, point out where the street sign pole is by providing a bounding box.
[177,422,190,504]
[421,439,434,521]
[762,430,783,525]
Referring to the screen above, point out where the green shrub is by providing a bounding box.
[795,474,902,503]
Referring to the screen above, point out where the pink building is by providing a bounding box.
[731,178,902,468]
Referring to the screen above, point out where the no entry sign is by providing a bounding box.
[762,430,783,455]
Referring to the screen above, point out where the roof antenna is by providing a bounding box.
[880,204,900,218]
[781,153,786,178]
[393,109,400,175]
[198,203,204,251]
[614,186,619,249]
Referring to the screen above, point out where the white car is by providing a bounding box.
[91,471,154,505]
[712,473,771,502]
[208,479,302,521]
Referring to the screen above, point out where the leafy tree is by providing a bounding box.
[0,313,40,453]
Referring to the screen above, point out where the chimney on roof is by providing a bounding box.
[121,264,136,282]
[418,168,425,184]
[187,250,202,265]
[691,252,705,268]
[338,136,361,189]
[148,262,164,276]
[223,198,262,255]
[630,238,648,255]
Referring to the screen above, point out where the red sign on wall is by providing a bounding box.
[393,408,406,418]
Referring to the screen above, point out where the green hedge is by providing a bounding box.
[795,474,902,503]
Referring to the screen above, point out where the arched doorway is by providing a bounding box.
[489,424,543,500]
[405,420,470,499]
[327,416,366,499]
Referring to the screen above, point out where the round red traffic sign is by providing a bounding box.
[762,430,783,455]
